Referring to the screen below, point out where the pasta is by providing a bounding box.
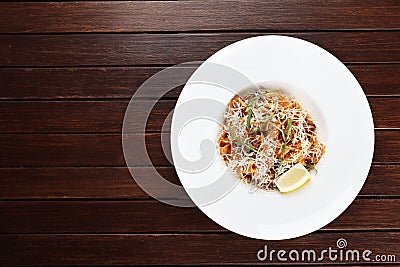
[217,88,326,190]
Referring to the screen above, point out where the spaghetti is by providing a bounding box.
[217,88,325,190]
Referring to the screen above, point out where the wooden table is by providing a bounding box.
[1,1,399,265]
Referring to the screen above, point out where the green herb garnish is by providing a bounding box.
[228,127,259,154]
[284,119,292,141]
[246,95,261,130]
[247,108,253,129]
[275,118,293,180]
[281,118,292,161]
[234,139,259,154]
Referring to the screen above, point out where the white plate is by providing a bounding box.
[170,35,374,240]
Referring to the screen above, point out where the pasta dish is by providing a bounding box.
[217,87,325,191]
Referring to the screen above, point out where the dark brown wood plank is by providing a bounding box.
[0,131,397,167]
[0,67,169,99]
[0,101,128,133]
[0,98,398,133]
[0,100,166,133]
[1,1,399,33]
[0,232,399,265]
[360,165,400,196]
[375,131,400,163]
[0,65,398,99]
[0,134,126,167]
[348,65,400,96]
[1,199,399,233]
[0,165,398,199]
[370,98,400,129]
[0,167,147,199]
[0,133,169,167]
[1,32,399,67]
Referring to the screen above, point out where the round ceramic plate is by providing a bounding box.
[170,35,374,240]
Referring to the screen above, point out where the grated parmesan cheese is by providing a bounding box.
[217,88,326,190]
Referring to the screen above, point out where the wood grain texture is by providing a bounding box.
[0,100,163,133]
[370,98,400,129]
[0,131,397,167]
[0,165,398,199]
[348,65,400,96]
[1,1,399,266]
[360,165,400,196]
[0,67,173,99]
[0,133,169,167]
[1,199,399,233]
[0,232,399,265]
[0,98,398,133]
[0,65,399,99]
[0,167,141,199]
[1,32,399,67]
[1,1,399,33]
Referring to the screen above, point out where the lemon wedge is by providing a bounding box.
[275,163,311,193]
